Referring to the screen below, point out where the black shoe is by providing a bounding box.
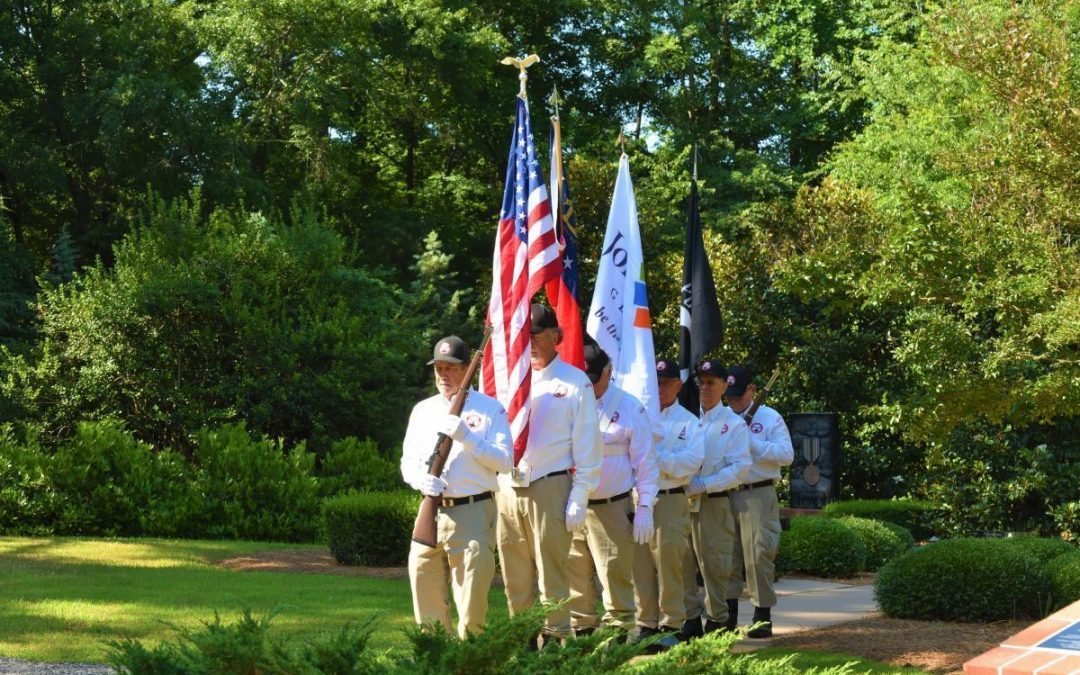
[746,606,772,638]
[680,617,703,640]
[703,619,726,634]
[725,599,739,632]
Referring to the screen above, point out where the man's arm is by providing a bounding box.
[569,381,602,496]
[628,402,659,507]
[751,412,794,466]
[701,417,751,492]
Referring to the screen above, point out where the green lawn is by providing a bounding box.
[0,537,506,664]
[0,537,927,673]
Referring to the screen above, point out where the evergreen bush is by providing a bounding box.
[777,516,866,578]
[821,499,934,540]
[1000,536,1075,565]
[4,198,418,455]
[875,538,1052,621]
[107,605,858,675]
[191,423,320,542]
[837,516,913,571]
[317,436,401,498]
[323,491,419,566]
[0,427,57,535]
[1047,551,1080,611]
[48,420,193,537]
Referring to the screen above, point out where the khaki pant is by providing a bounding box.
[726,485,782,608]
[633,491,690,629]
[567,495,636,630]
[683,493,735,623]
[496,473,574,638]
[408,497,498,639]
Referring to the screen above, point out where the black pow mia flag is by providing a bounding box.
[678,178,723,413]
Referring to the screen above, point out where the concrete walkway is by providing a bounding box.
[733,576,879,642]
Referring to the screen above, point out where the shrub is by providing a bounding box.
[323,490,420,566]
[875,538,1052,621]
[777,516,866,578]
[837,516,913,571]
[191,423,320,542]
[0,427,58,535]
[1000,536,1075,566]
[47,420,194,537]
[106,605,858,675]
[4,198,418,455]
[317,436,401,498]
[1047,551,1080,611]
[821,499,934,540]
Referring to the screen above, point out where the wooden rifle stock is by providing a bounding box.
[740,368,782,425]
[411,327,492,548]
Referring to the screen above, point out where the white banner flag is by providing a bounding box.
[586,154,660,434]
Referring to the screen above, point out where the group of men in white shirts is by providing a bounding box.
[400,303,794,649]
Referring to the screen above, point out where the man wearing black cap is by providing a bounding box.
[496,304,603,643]
[723,365,793,638]
[567,343,658,635]
[632,358,704,647]
[400,335,513,639]
[681,360,751,638]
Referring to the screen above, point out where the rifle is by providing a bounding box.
[411,327,492,548]
[740,367,782,426]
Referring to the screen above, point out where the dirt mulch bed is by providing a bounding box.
[770,615,1027,674]
[218,548,407,579]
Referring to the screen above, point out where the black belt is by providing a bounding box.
[658,487,685,495]
[733,480,775,492]
[706,490,731,499]
[535,468,571,482]
[439,491,493,508]
[589,490,631,506]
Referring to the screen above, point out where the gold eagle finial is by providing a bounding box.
[500,54,540,98]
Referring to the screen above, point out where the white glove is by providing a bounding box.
[419,474,448,497]
[565,486,589,532]
[633,505,654,545]
[440,414,477,450]
[685,477,706,496]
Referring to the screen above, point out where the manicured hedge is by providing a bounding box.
[875,538,1052,621]
[1000,535,1075,565]
[777,516,867,578]
[821,499,934,540]
[323,490,421,566]
[837,516,913,571]
[1048,551,1080,611]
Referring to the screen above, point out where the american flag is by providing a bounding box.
[483,95,561,464]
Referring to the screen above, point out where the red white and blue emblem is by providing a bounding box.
[554,384,568,398]
[751,422,764,434]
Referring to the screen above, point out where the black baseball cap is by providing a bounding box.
[695,359,726,379]
[583,344,610,384]
[655,358,681,380]
[427,335,469,365]
[530,303,558,334]
[725,365,753,396]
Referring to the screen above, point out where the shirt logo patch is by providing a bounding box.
[678,427,687,441]
[611,411,620,424]
[554,385,568,398]
[751,422,764,434]
[465,413,482,429]
[721,423,729,434]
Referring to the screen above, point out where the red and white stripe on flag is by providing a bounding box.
[483,95,561,464]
